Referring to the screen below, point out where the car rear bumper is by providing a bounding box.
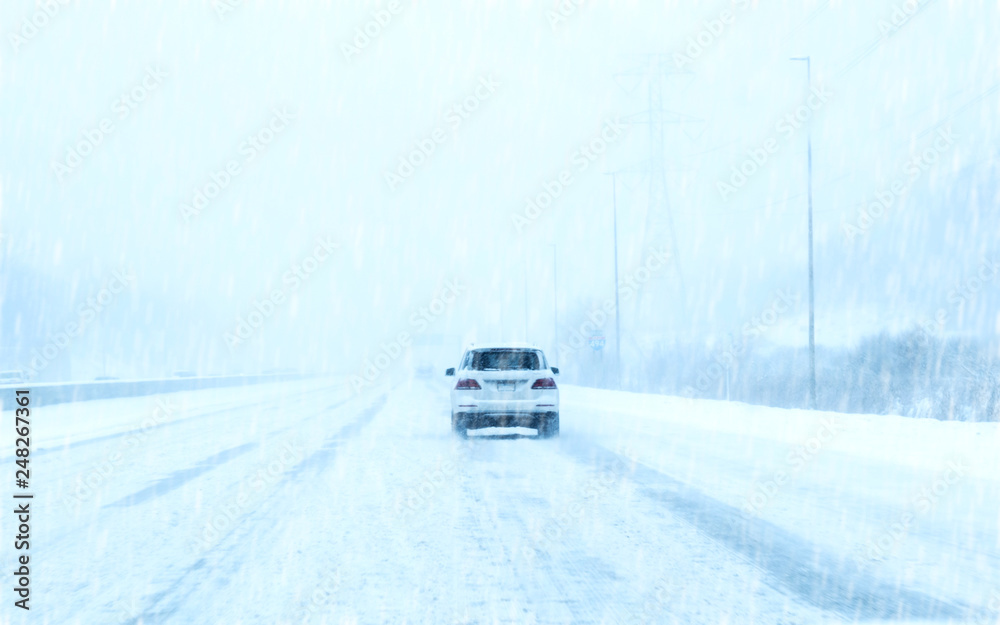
[451,394,558,414]
[455,411,557,431]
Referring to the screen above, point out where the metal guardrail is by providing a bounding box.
[0,373,309,408]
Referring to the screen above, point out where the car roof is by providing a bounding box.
[465,342,541,351]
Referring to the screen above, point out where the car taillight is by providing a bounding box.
[531,377,557,389]
[455,378,481,390]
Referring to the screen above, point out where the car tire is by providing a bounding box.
[538,413,559,438]
[451,412,467,438]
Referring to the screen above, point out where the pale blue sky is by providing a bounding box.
[2,0,998,378]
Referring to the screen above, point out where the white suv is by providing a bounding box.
[446,344,559,438]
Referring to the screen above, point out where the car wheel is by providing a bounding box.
[538,413,559,438]
[451,412,467,438]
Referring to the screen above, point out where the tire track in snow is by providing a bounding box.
[556,439,972,622]
[123,393,389,625]
[285,394,388,478]
[0,380,342,463]
[0,398,276,464]
[104,441,258,507]
[451,438,638,625]
[454,461,575,624]
[69,387,347,511]
[18,384,359,624]
[32,385,351,560]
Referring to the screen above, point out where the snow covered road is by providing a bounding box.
[2,378,997,624]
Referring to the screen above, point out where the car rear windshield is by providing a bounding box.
[470,349,541,371]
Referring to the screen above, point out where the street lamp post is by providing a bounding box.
[524,261,529,342]
[608,172,623,390]
[791,56,817,410]
[550,244,558,366]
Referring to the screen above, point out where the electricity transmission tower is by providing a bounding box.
[614,54,701,339]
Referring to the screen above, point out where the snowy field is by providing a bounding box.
[1,378,998,624]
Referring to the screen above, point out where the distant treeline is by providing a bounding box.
[574,331,1000,421]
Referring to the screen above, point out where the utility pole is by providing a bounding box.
[725,332,733,401]
[524,261,529,342]
[606,172,623,390]
[500,299,505,342]
[792,56,817,410]
[550,244,558,365]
